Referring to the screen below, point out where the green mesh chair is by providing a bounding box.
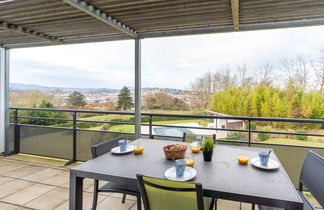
[182,133,216,143]
[136,174,214,210]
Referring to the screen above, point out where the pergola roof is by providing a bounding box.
[1,0,324,48]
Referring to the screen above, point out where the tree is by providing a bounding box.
[190,71,214,108]
[117,86,133,110]
[237,64,254,88]
[142,92,188,110]
[66,91,86,109]
[190,69,237,108]
[280,54,309,91]
[311,48,324,94]
[257,63,274,86]
[20,100,68,125]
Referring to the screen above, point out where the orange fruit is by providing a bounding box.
[237,155,249,165]
[191,146,201,153]
[133,146,144,154]
[185,158,195,167]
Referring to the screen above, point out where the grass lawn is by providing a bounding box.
[264,138,324,147]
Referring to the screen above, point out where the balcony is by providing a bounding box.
[1,1,324,209]
[0,107,323,209]
[0,154,273,210]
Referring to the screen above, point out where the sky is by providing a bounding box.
[10,25,324,90]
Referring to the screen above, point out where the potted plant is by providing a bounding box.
[202,138,215,161]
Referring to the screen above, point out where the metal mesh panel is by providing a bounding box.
[20,125,73,160]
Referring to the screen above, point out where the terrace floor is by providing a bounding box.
[0,154,321,210]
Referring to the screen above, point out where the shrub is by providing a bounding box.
[224,132,243,141]
[257,132,269,141]
[101,124,111,130]
[295,129,308,141]
[246,122,256,130]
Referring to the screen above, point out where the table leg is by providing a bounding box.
[69,172,83,210]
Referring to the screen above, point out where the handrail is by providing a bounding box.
[9,107,324,123]
[8,107,324,165]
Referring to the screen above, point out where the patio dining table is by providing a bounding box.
[69,138,303,210]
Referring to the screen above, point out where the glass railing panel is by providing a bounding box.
[20,125,73,159]
[76,130,135,161]
[8,124,14,152]
[251,143,324,188]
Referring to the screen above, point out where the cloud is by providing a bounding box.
[10,25,324,89]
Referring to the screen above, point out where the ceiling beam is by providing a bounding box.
[63,0,137,38]
[4,17,324,49]
[0,21,63,43]
[231,0,240,31]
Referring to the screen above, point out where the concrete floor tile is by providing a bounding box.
[1,183,55,205]
[129,202,144,210]
[84,180,109,194]
[40,171,69,188]
[0,202,18,210]
[22,168,64,182]
[83,178,95,189]
[5,165,45,178]
[0,162,26,175]
[97,197,135,210]
[0,176,15,185]
[0,180,33,199]
[54,192,107,210]
[25,187,69,210]
[110,193,137,201]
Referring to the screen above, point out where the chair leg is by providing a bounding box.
[137,195,142,210]
[214,198,217,210]
[122,193,127,203]
[92,180,99,210]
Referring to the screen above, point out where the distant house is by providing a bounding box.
[205,110,244,138]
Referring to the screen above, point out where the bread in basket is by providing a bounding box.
[163,144,187,159]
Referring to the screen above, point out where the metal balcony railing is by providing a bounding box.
[7,107,324,187]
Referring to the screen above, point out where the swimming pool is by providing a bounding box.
[153,127,193,137]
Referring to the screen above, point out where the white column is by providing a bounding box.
[134,39,141,138]
[0,48,9,154]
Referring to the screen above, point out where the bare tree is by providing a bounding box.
[219,66,236,89]
[257,63,274,86]
[280,54,309,90]
[190,66,240,108]
[311,49,324,94]
[190,71,214,108]
[237,64,254,88]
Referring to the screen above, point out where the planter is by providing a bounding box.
[203,151,213,161]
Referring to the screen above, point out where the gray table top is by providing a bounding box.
[72,138,302,207]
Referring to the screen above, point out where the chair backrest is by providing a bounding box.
[299,150,324,207]
[182,133,216,143]
[136,174,204,210]
[91,136,124,158]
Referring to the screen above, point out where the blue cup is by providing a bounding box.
[259,151,270,166]
[119,139,128,152]
[174,159,186,177]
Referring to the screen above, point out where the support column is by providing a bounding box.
[0,48,9,154]
[134,39,141,138]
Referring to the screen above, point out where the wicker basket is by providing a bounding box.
[163,144,187,159]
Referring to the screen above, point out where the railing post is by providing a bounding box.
[149,115,153,139]
[13,109,20,154]
[65,112,77,166]
[248,120,251,147]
